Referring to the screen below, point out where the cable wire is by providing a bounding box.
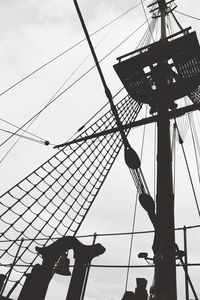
[0,1,144,98]
[175,10,200,22]
[0,2,144,158]
[0,21,121,163]
[0,224,199,243]
[0,128,47,145]
[187,113,200,185]
[0,19,148,149]
[166,12,174,36]
[60,87,125,144]
[172,122,176,195]
[175,121,200,218]
[125,191,138,292]
[170,11,183,31]
[140,0,155,43]
[0,118,48,143]
[125,107,148,292]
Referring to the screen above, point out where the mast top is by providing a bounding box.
[147,0,175,11]
[114,27,200,112]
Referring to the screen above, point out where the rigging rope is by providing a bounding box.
[0,19,148,149]
[124,106,148,292]
[136,17,157,49]
[0,128,47,146]
[187,113,200,186]
[0,118,49,144]
[0,224,199,243]
[155,13,159,41]
[189,113,200,160]
[73,0,130,149]
[170,11,183,31]
[136,0,158,48]
[72,10,153,294]
[0,1,144,98]
[58,87,124,146]
[172,123,176,195]
[166,13,174,36]
[0,16,125,164]
[0,95,143,294]
[175,10,200,22]
[140,0,155,43]
[125,193,138,292]
[174,98,190,143]
[175,121,200,218]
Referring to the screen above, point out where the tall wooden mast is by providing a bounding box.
[154,72,177,300]
[114,0,200,298]
[159,0,167,39]
[154,1,177,299]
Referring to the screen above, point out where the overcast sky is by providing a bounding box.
[0,1,200,300]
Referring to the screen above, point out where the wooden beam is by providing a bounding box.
[54,102,200,149]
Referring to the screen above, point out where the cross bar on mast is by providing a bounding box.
[147,0,175,8]
[54,102,200,149]
[148,0,175,15]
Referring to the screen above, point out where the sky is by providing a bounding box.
[0,0,200,300]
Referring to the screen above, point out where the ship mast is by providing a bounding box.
[159,0,167,39]
[155,0,177,299]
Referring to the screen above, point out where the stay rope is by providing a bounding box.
[0,19,148,150]
[0,13,128,164]
[175,10,200,22]
[174,120,200,218]
[188,113,200,184]
[0,1,144,98]
[0,95,142,295]
[124,106,149,292]
[0,118,49,145]
[140,0,155,43]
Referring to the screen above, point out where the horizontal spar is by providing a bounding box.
[54,102,200,148]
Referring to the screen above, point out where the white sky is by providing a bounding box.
[0,0,200,300]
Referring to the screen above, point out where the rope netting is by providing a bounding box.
[189,85,200,104]
[0,94,142,291]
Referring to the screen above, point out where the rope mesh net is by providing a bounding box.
[0,94,142,293]
[189,85,200,104]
